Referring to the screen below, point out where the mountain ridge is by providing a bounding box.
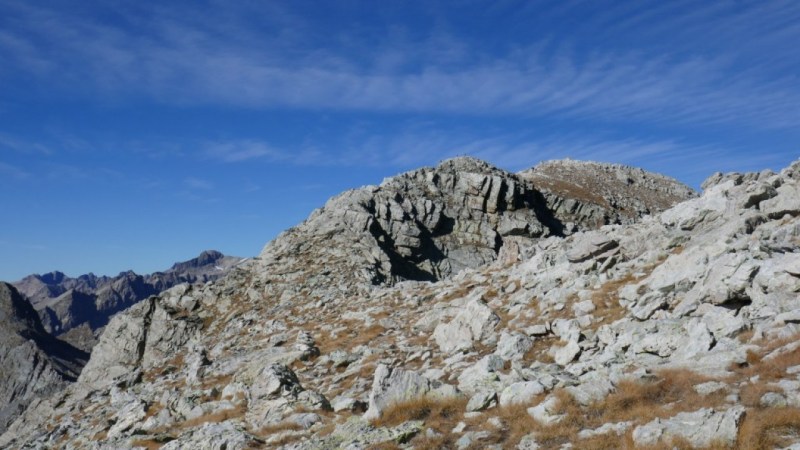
[12,250,245,351]
[5,157,799,449]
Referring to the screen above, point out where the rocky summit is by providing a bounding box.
[1,157,800,449]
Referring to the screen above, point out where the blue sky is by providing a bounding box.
[1,0,798,281]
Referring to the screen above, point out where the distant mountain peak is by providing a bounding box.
[12,250,245,347]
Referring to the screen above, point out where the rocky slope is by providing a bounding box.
[0,283,88,434]
[12,250,244,351]
[5,157,800,449]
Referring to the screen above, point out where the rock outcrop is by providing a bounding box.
[0,283,88,433]
[6,157,800,449]
[255,157,693,301]
[12,250,244,351]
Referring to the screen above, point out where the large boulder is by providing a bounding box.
[632,407,746,447]
[433,298,500,353]
[364,365,460,421]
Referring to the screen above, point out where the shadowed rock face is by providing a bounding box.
[0,283,88,433]
[12,250,244,351]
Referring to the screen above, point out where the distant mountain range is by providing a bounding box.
[11,250,245,351]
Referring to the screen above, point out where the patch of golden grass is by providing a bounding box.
[594,369,719,423]
[370,396,467,430]
[530,176,611,209]
[317,320,385,355]
[736,328,756,344]
[590,273,638,328]
[487,369,726,448]
[175,406,246,430]
[738,407,800,450]
[129,438,164,450]
[257,420,304,435]
[480,401,543,447]
[521,335,557,365]
[740,382,781,408]
[733,335,800,382]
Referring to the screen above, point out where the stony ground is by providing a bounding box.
[1,158,799,449]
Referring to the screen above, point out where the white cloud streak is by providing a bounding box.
[184,177,214,190]
[0,161,30,179]
[1,1,799,130]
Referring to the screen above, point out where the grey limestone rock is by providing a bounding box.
[632,406,745,447]
[433,297,500,353]
[364,364,459,421]
[498,381,546,406]
[160,421,263,450]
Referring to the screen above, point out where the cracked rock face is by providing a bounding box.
[13,157,800,449]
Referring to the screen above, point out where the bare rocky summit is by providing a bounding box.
[520,159,697,228]
[3,157,800,449]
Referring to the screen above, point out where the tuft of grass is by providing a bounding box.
[257,421,304,435]
[370,396,467,430]
[129,439,164,450]
[502,369,725,448]
[738,407,800,450]
[176,406,246,430]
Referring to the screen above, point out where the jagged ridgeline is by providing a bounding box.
[2,157,799,449]
[12,250,244,352]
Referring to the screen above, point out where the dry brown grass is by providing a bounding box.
[740,382,782,408]
[521,335,557,365]
[317,321,385,355]
[590,273,638,328]
[482,401,544,447]
[370,396,467,429]
[736,328,756,344]
[592,369,720,423]
[142,353,186,383]
[479,369,727,449]
[129,438,164,450]
[253,422,303,446]
[369,442,403,450]
[484,287,500,300]
[257,420,304,435]
[531,177,610,209]
[733,336,800,382]
[174,405,246,430]
[738,407,800,449]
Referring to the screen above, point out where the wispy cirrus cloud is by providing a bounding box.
[203,140,282,163]
[0,161,30,179]
[0,132,52,155]
[183,177,214,191]
[1,1,799,130]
